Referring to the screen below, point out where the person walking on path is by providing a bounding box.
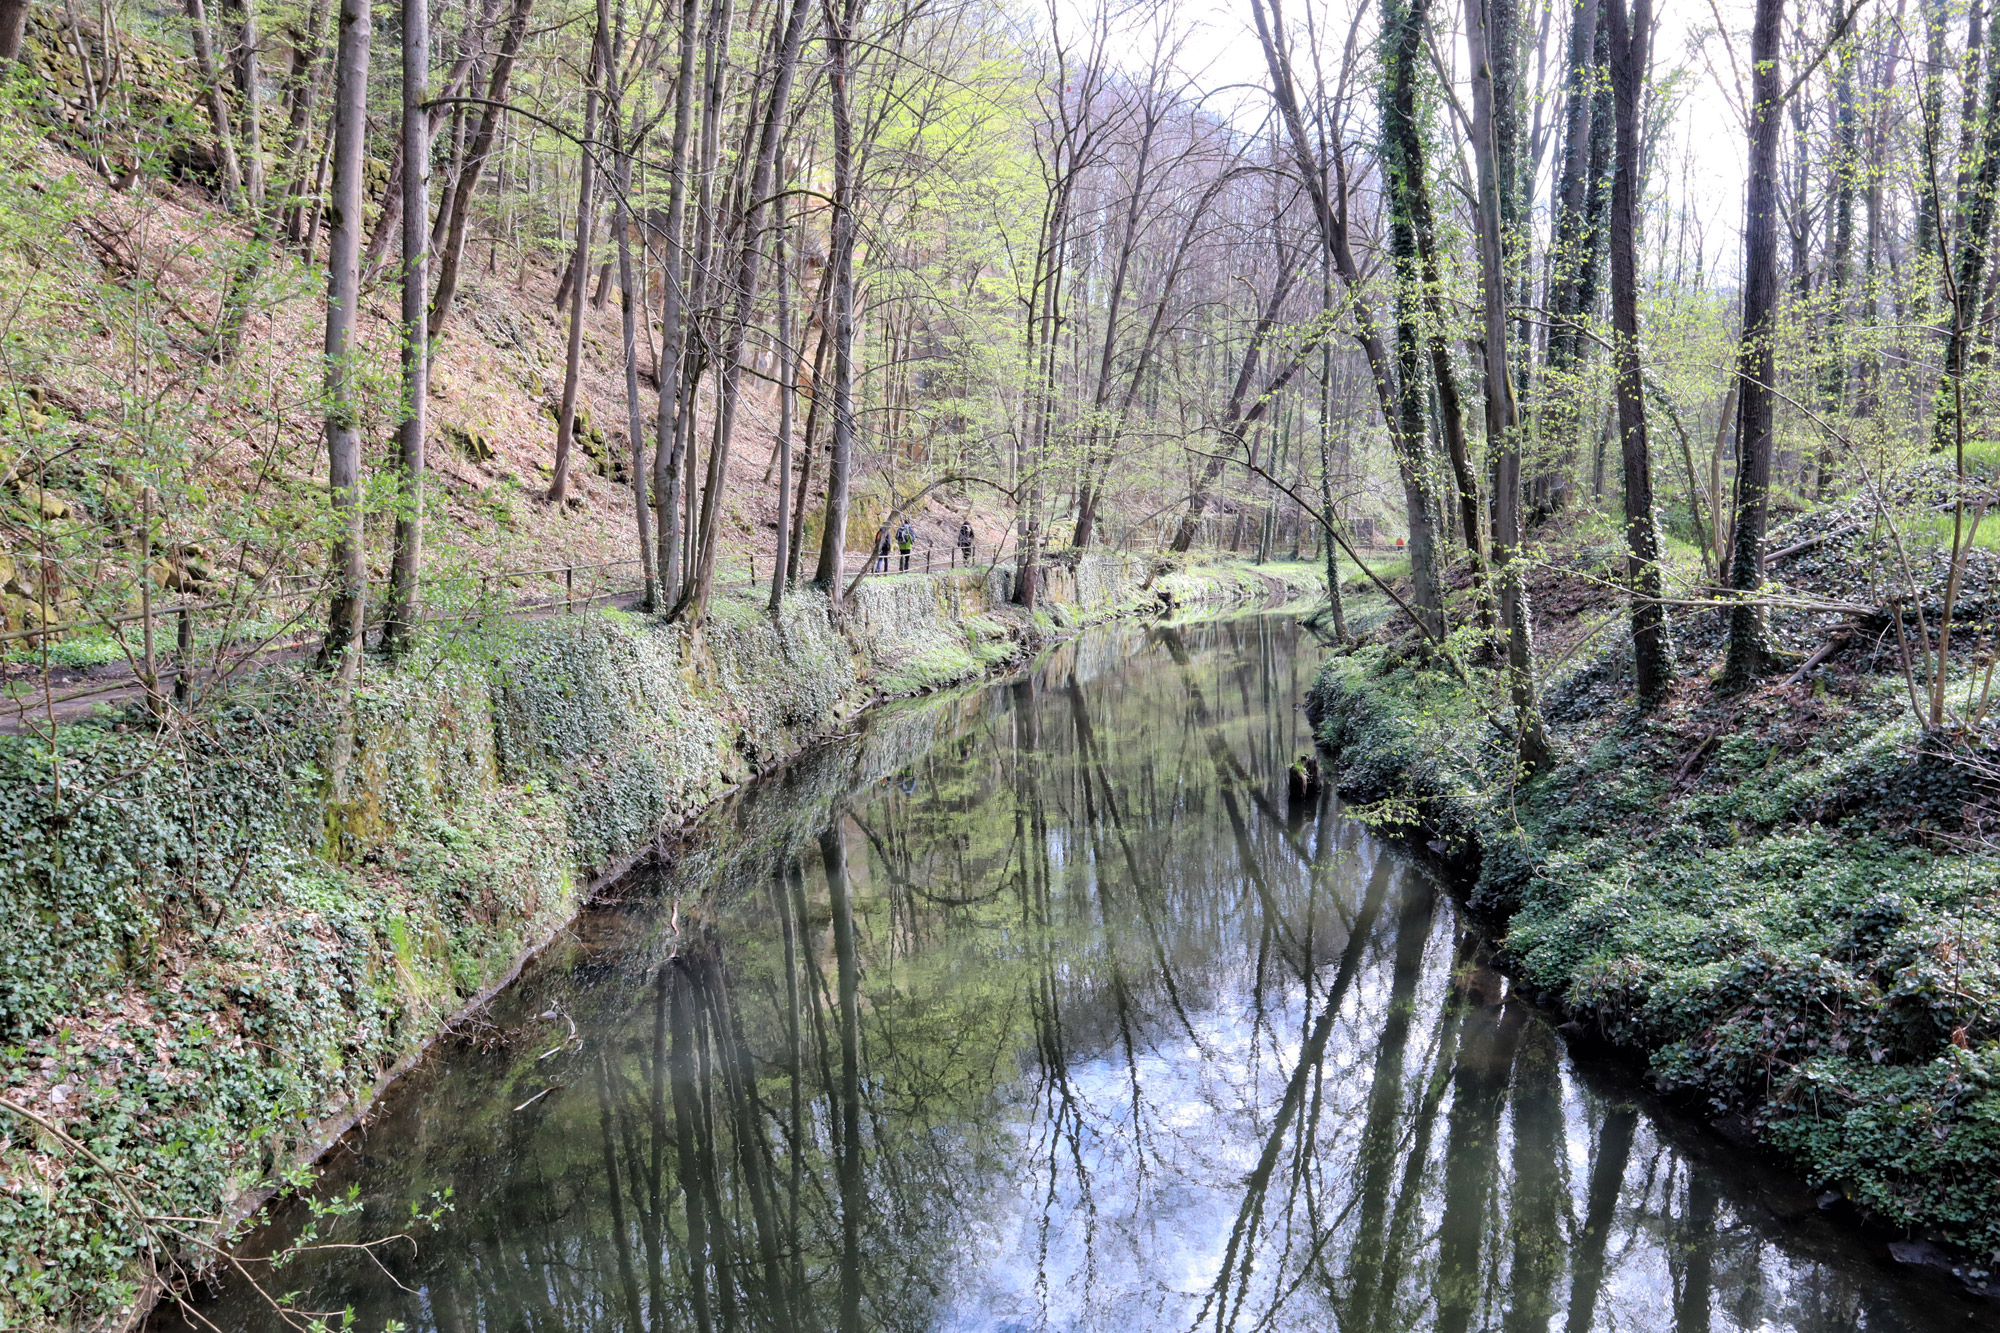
[958,518,975,565]
[874,528,891,572]
[896,520,916,572]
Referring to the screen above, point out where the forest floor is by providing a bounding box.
[1310,504,2000,1289]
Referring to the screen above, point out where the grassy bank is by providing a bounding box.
[0,554,1314,1331]
[1309,571,2000,1279]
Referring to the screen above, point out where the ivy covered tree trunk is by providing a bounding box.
[1378,0,1451,639]
[1382,0,1485,631]
[1466,0,1551,769]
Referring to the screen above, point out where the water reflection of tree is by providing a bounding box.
[163,618,1947,1333]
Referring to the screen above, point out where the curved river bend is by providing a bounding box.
[158,615,1987,1332]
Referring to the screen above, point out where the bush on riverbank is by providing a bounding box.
[1309,572,2000,1272]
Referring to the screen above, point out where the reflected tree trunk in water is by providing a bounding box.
[1563,1102,1638,1333]
[1200,840,1392,1331]
[669,961,717,1333]
[821,824,866,1333]
[1434,958,1525,1333]
[1341,869,1436,1328]
[775,862,812,1316]
[1676,1174,1718,1333]
[1501,1015,1568,1333]
[595,1053,648,1333]
[1369,968,1468,1333]
[647,965,670,1330]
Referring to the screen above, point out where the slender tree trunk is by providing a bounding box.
[613,147,656,606]
[319,0,370,679]
[1934,18,2000,454]
[279,1,331,244]
[1535,0,1602,512]
[1381,0,1455,637]
[1723,0,1785,686]
[220,0,265,211]
[546,26,603,506]
[1607,0,1673,701]
[654,0,701,608]
[363,0,501,282]
[1384,0,1485,604]
[770,218,795,612]
[384,0,430,655]
[813,0,864,602]
[428,0,534,337]
[185,0,246,206]
[1816,37,1858,498]
[1467,0,1551,767]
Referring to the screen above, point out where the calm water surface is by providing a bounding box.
[159,615,1990,1332]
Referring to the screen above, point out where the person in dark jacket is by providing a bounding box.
[957,518,975,564]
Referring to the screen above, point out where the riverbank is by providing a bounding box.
[0,554,1317,1332]
[1308,597,2000,1286]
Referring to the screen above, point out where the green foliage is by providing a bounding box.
[1309,642,2000,1262]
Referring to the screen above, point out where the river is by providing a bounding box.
[154,614,1987,1332]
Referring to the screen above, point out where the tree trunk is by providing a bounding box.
[1467,0,1552,766]
[184,0,247,207]
[383,0,430,656]
[0,0,29,61]
[319,0,370,679]
[1607,0,1674,702]
[770,215,795,612]
[1534,0,1603,512]
[219,0,266,211]
[813,0,864,603]
[1380,0,1458,638]
[654,0,701,608]
[279,0,331,244]
[1384,0,1485,607]
[1722,0,1784,686]
[428,0,534,337]
[546,26,603,507]
[1934,19,2000,455]
[362,0,502,282]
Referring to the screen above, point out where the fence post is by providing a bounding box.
[173,606,192,707]
[565,566,574,615]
